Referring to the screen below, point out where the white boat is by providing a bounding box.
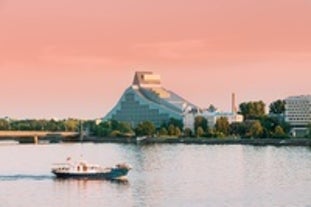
[51,158,131,180]
[52,122,131,180]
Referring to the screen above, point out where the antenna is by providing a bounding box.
[79,120,84,159]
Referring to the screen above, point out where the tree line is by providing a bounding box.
[1,99,310,138]
[192,100,291,138]
[91,99,296,139]
[90,118,183,138]
[0,119,81,132]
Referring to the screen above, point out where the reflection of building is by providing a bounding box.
[285,95,311,137]
[183,93,243,132]
[103,71,197,127]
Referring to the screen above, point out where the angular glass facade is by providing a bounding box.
[103,72,197,127]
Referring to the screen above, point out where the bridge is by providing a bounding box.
[0,131,80,144]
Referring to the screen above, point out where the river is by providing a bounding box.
[0,143,310,207]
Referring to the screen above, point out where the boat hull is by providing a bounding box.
[52,168,130,180]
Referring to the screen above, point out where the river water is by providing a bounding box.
[0,143,310,207]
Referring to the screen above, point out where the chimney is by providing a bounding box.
[232,93,237,114]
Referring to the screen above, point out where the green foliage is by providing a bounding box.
[64,119,80,131]
[93,120,134,137]
[248,121,264,138]
[117,122,133,134]
[196,126,205,137]
[8,119,67,131]
[159,127,168,136]
[183,128,193,137]
[96,126,110,137]
[135,121,156,136]
[239,101,266,120]
[194,116,208,134]
[258,116,278,137]
[160,118,183,137]
[167,118,183,130]
[269,99,285,114]
[229,122,247,137]
[168,124,176,136]
[0,119,10,130]
[215,117,229,136]
[175,127,182,137]
[109,130,121,137]
[272,125,286,138]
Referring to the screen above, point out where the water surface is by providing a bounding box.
[0,143,310,207]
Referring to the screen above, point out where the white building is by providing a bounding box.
[183,93,243,132]
[203,111,243,129]
[285,95,311,136]
[183,110,243,132]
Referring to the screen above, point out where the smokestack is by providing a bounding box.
[232,93,237,114]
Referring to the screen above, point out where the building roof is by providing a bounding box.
[132,71,162,88]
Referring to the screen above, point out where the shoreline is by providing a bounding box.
[78,137,311,147]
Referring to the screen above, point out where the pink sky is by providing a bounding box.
[0,0,311,119]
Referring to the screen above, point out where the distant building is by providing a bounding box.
[183,93,243,132]
[285,95,311,137]
[204,111,243,129]
[103,71,197,127]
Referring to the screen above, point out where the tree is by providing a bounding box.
[239,101,266,120]
[0,119,9,130]
[64,119,80,132]
[109,130,121,137]
[184,128,193,137]
[135,121,156,136]
[196,126,204,137]
[168,124,176,136]
[215,117,229,136]
[272,125,286,138]
[229,122,247,137]
[194,116,208,134]
[175,127,182,137]
[259,116,278,137]
[167,118,183,130]
[118,122,133,134]
[269,99,285,114]
[248,121,264,138]
[158,127,168,136]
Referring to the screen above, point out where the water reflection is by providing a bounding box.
[0,144,310,207]
[53,177,130,185]
[0,174,53,181]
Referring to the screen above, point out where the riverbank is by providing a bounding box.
[78,137,311,147]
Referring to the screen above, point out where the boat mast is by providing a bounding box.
[80,120,84,159]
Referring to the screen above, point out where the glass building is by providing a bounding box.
[103,71,197,127]
[285,95,311,137]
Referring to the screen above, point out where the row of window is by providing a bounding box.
[287,118,311,121]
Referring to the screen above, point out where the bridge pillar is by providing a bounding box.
[33,136,39,144]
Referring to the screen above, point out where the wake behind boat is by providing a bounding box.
[51,158,131,180]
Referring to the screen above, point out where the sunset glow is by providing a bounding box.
[1,0,311,118]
